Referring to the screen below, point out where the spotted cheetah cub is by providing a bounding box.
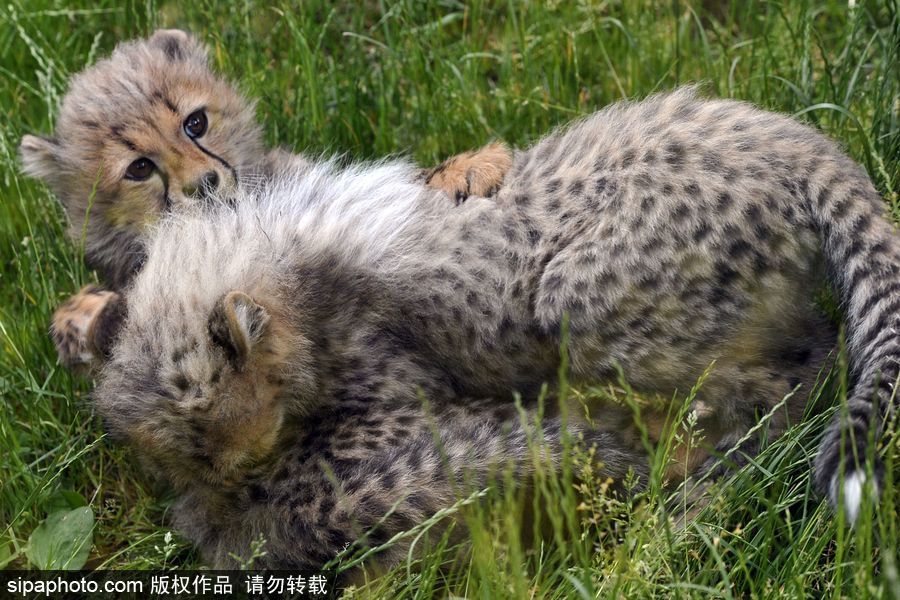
[95,89,899,561]
[94,161,648,570]
[18,29,511,367]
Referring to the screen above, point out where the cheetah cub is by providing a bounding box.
[94,162,648,571]
[18,29,512,367]
[95,89,898,570]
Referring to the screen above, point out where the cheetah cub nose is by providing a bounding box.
[183,171,220,200]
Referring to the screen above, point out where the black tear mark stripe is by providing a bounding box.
[191,139,238,186]
[162,172,173,211]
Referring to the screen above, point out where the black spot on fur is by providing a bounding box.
[641,236,664,253]
[744,204,763,225]
[831,198,850,220]
[728,239,752,259]
[637,274,660,290]
[851,212,872,236]
[716,192,733,211]
[702,152,722,173]
[173,374,190,392]
[544,273,563,293]
[716,264,740,286]
[735,138,756,152]
[664,142,685,167]
[568,179,584,196]
[633,172,653,188]
[816,186,832,209]
[380,471,397,490]
[672,203,691,222]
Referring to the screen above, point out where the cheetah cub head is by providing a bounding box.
[20,30,264,287]
[94,288,315,489]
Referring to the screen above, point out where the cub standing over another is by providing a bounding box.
[94,89,898,572]
[19,29,512,367]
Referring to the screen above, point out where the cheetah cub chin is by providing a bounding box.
[18,29,512,368]
[94,89,898,570]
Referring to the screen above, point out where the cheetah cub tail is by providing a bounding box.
[808,162,900,524]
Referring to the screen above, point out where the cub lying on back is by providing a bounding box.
[94,89,899,569]
[19,29,512,366]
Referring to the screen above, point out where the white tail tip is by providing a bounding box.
[831,471,877,526]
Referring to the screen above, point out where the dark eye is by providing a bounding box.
[183,110,208,138]
[125,158,155,180]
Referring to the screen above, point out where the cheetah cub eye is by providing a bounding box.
[183,110,208,139]
[125,157,155,180]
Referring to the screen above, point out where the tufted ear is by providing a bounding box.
[20,134,64,186]
[208,291,270,370]
[148,29,208,64]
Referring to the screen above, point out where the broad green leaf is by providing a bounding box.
[45,489,87,513]
[25,507,94,570]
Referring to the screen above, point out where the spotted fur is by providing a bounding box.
[96,88,898,569]
[19,29,512,367]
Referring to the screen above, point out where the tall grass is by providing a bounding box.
[0,0,897,597]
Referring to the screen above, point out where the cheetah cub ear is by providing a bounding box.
[19,135,64,188]
[208,291,271,371]
[147,29,208,64]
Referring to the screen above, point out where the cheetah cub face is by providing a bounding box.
[96,290,314,488]
[20,29,263,286]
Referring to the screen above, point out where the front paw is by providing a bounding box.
[51,285,123,369]
[424,142,512,204]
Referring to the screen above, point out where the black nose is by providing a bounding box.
[183,171,220,199]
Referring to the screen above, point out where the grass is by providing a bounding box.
[0,0,898,596]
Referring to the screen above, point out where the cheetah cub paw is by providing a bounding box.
[51,285,125,369]
[424,142,513,204]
